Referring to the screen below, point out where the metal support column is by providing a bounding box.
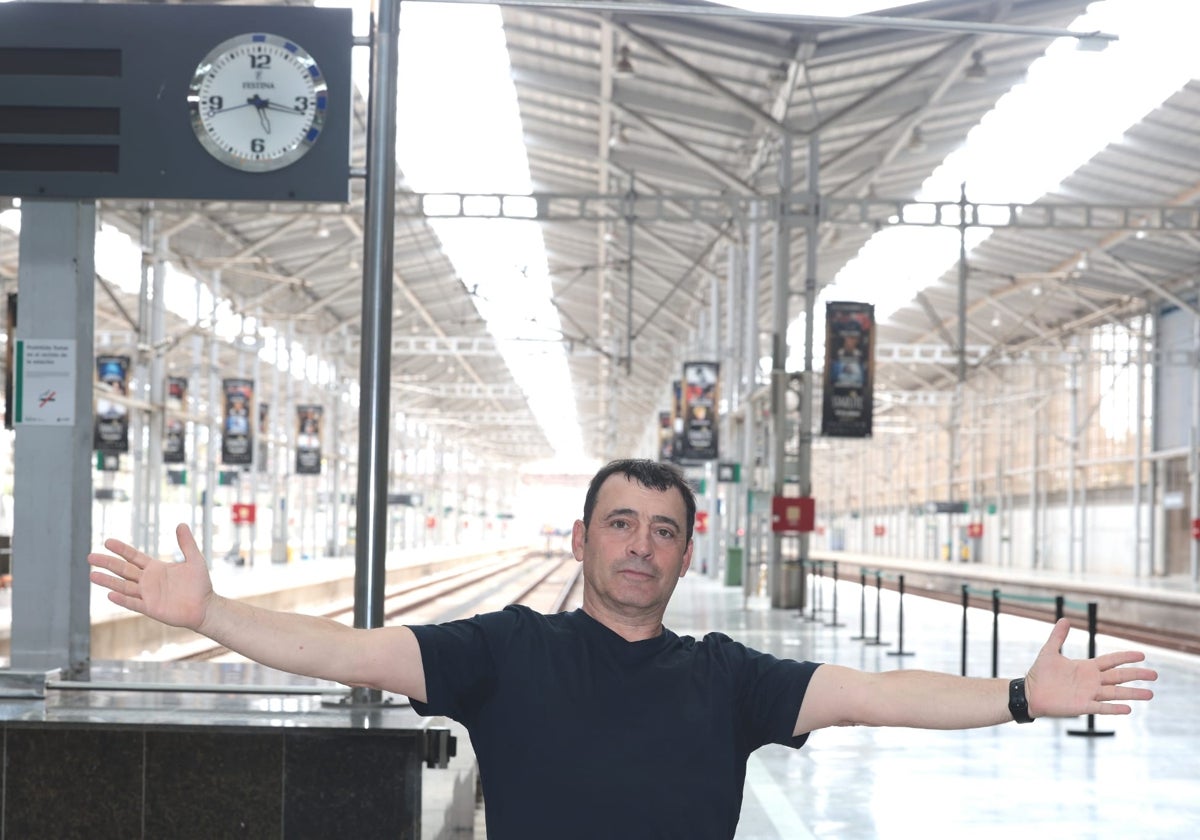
[1192,286,1200,581]
[145,229,166,560]
[351,0,400,705]
[9,200,95,677]
[948,184,968,563]
[1067,340,1080,573]
[723,240,741,569]
[202,272,218,566]
[708,254,720,577]
[741,202,761,600]
[268,330,284,563]
[1030,365,1042,569]
[1134,315,1146,576]
[328,366,342,557]
[769,132,799,609]
[795,133,818,592]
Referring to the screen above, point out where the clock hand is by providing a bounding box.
[250,95,272,134]
[262,102,311,116]
[204,101,255,118]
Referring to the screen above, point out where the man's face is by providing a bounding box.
[573,474,693,622]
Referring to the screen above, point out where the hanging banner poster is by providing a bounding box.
[678,361,719,462]
[221,377,254,466]
[4,294,15,430]
[94,354,130,453]
[257,401,270,473]
[670,379,683,463]
[657,410,673,463]
[821,301,875,438]
[295,404,323,475]
[163,376,187,464]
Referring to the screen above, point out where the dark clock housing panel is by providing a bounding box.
[0,3,352,202]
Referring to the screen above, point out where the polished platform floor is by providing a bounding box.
[657,570,1194,840]
[1,546,1189,838]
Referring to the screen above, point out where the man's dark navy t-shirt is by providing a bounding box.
[410,605,820,839]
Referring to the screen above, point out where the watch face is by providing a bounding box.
[188,33,328,172]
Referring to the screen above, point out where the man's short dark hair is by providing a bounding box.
[582,459,697,543]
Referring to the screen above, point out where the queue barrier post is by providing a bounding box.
[803,560,823,623]
[1068,602,1116,738]
[886,574,915,657]
[796,561,816,619]
[864,569,890,647]
[990,589,1001,678]
[825,560,845,628]
[850,568,869,641]
[960,584,969,676]
[815,560,825,619]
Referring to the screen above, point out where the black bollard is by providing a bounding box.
[887,574,915,657]
[825,560,845,628]
[850,568,869,641]
[1069,602,1115,738]
[960,584,969,676]
[806,560,822,622]
[815,560,825,618]
[865,570,890,646]
[991,588,1000,679]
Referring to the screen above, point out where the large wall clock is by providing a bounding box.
[188,32,328,172]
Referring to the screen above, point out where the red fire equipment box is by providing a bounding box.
[771,496,814,533]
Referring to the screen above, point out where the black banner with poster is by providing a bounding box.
[295,404,323,475]
[163,376,187,464]
[4,294,14,430]
[670,379,683,462]
[821,301,875,438]
[257,401,270,473]
[94,355,130,454]
[221,378,254,466]
[677,361,719,462]
[657,410,673,463]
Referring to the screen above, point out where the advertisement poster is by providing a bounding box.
[295,404,323,475]
[4,294,14,430]
[677,361,719,462]
[94,354,130,453]
[163,376,187,464]
[670,379,682,462]
[257,401,270,473]
[221,377,254,466]
[657,410,673,463]
[821,301,875,438]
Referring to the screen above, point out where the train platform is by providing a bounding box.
[0,542,1189,838]
[0,537,537,661]
[807,549,1200,654]
[662,569,1194,840]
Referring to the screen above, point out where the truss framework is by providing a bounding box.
[393,338,1195,368]
[388,191,1200,232]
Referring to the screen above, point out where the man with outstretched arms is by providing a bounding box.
[90,459,1156,839]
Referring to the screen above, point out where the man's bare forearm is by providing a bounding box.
[194,595,423,697]
[796,664,1012,734]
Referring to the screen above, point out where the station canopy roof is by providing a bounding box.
[6,0,1198,474]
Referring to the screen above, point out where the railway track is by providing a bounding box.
[179,549,584,664]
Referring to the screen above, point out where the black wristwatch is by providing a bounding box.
[1009,677,1034,723]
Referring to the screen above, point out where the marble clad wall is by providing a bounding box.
[1,724,423,839]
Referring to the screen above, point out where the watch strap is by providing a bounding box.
[1008,677,1034,723]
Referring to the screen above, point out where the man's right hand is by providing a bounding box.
[89,523,214,631]
[90,522,428,700]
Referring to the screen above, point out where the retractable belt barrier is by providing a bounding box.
[795,562,1118,738]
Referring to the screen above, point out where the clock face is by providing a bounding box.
[188,33,328,172]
